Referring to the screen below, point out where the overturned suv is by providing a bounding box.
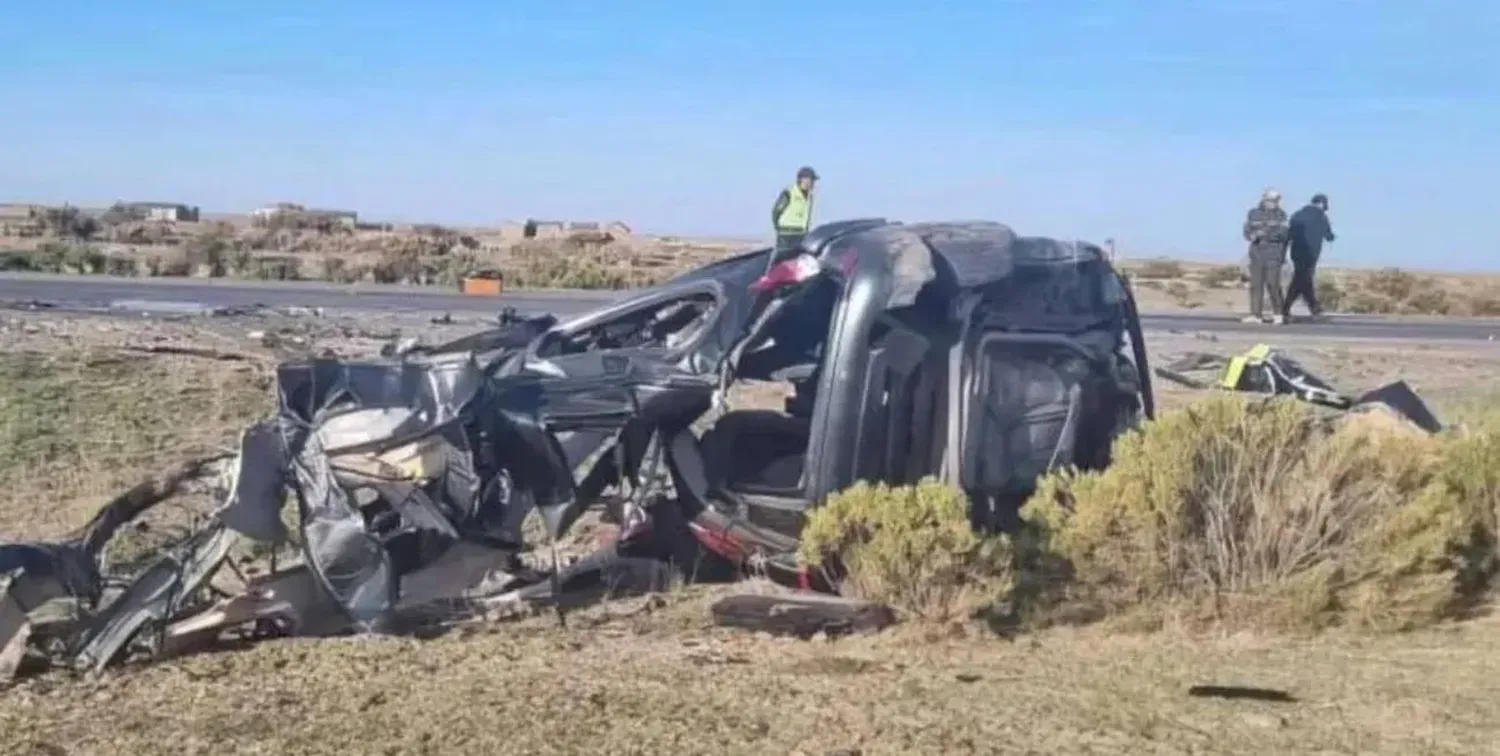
[1,219,1153,674]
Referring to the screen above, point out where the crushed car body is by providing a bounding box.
[1,218,1157,676]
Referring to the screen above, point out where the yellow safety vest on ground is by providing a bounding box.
[775,185,812,235]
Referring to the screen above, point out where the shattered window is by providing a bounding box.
[535,292,720,358]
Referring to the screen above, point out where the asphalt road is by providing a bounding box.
[1,272,1497,342]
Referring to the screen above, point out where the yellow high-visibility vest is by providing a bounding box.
[776,185,812,234]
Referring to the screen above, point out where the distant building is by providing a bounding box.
[518,219,631,241]
[251,202,306,221]
[306,208,358,228]
[0,203,44,237]
[495,221,527,241]
[0,203,40,221]
[251,202,357,230]
[524,219,567,239]
[124,201,198,223]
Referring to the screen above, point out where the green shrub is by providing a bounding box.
[34,242,71,272]
[1023,395,1498,633]
[798,477,1014,622]
[0,250,42,272]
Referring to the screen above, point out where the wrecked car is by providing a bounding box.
[1,218,1154,676]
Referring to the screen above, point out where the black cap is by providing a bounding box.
[796,166,819,180]
[1311,193,1328,205]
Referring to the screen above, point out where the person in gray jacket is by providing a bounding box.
[1241,188,1291,324]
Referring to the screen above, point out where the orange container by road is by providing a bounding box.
[459,270,505,296]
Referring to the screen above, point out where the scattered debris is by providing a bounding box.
[0,298,59,311]
[1155,343,1443,432]
[1217,344,1348,408]
[109,299,262,318]
[380,336,421,357]
[1187,685,1298,703]
[120,345,269,363]
[709,591,898,639]
[1351,380,1443,433]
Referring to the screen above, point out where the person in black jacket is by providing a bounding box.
[1282,193,1336,320]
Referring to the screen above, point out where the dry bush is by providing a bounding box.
[316,255,371,283]
[1362,268,1422,302]
[1023,395,1500,633]
[1134,259,1186,280]
[8,226,738,289]
[1463,286,1500,317]
[798,477,1014,622]
[1336,268,1486,316]
[144,248,193,277]
[4,242,107,274]
[1405,286,1454,315]
[500,241,650,289]
[1164,280,1201,308]
[103,255,138,277]
[183,230,232,277]
[246,255,304,281]
[371,248,454,284]
[1198,265,1243,288]
[1316,278,1346,311]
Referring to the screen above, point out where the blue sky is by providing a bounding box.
[1,1,1496,269]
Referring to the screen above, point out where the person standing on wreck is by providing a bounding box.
[1241,187,1291,324]
[771,166,818,261]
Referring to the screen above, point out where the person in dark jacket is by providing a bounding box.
[1282,193,1336,320]
[1241,187,1291,324]
[771,166,818,260]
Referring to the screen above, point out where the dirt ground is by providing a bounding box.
[2,306,1499,755]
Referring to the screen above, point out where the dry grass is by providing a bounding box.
[1120,259,1500,316]
[7,335,1500,753]
[1024,395,1500,633]
[3,605,1500,754]
[0,226,740,291]
[0,349,270,540]
[1132,258,1188,281]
